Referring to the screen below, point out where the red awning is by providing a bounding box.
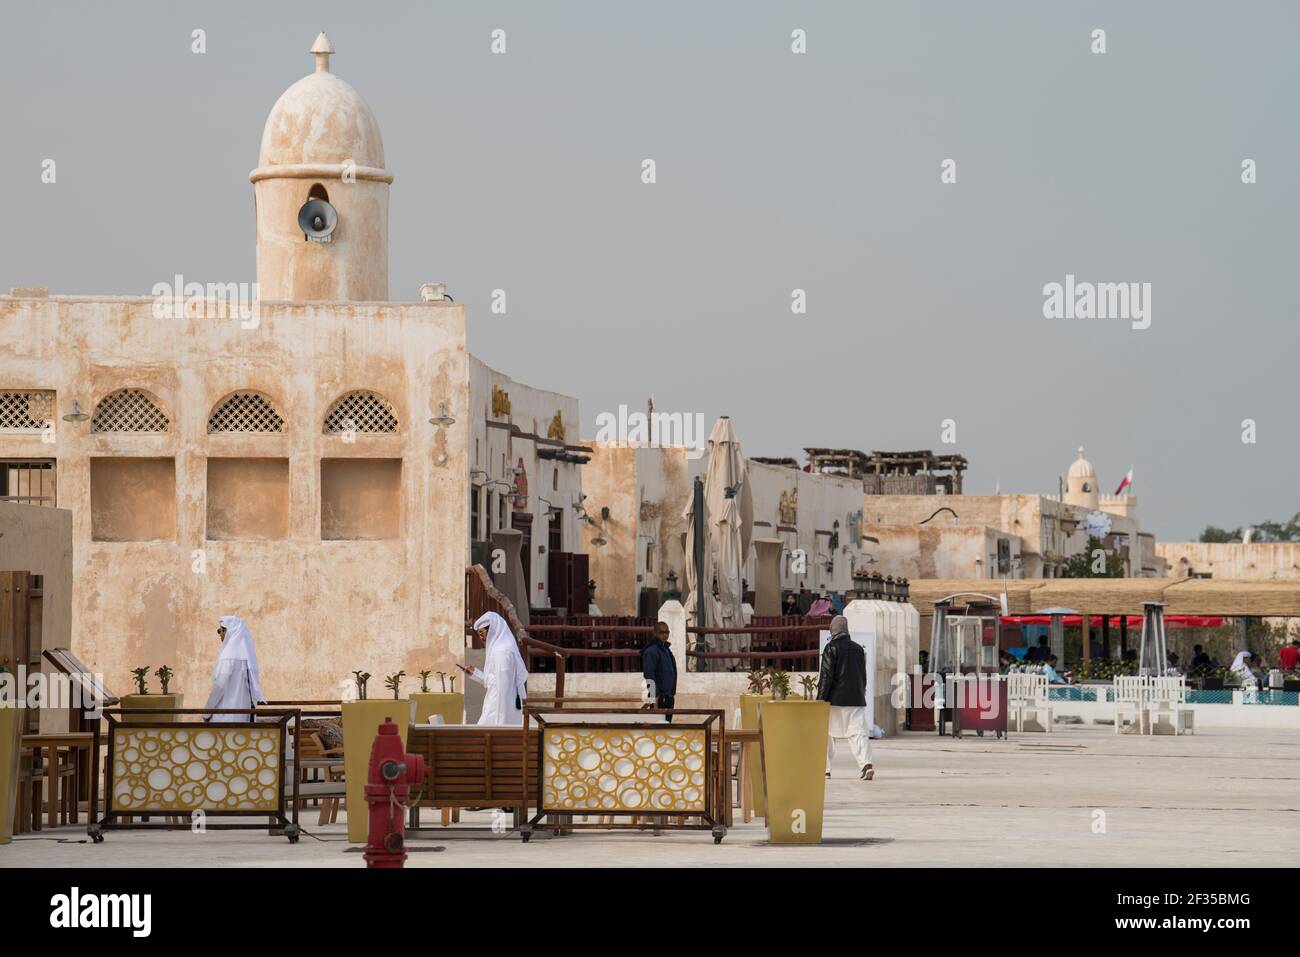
[1001,615,1224,629]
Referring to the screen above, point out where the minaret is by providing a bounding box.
[250,33,392,301]
[1064,446,1099,511]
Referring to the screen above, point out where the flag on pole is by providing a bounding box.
[1114,467,1133,495]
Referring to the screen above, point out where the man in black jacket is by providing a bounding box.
[817,615,874,780]
[642,621,678,722]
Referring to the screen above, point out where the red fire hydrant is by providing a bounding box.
[363,717,425,869]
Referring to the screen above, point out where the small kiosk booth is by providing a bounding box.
[920,593,1008,738]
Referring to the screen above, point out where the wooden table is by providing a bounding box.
[726,730,761,823]
[22,733,93,829]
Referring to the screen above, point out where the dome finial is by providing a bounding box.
[310,31,334,72]
[1077,445,1085,458]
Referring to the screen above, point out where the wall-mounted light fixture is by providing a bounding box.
[429,401,456,428]
[62,400,90,423]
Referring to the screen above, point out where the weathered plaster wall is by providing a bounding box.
[1157,542,1300,580]
[579,444,640,614]
[0,502,73,670]
[578,444,692,615]
[747,461,864,594]
[864,524,1017,580]
[635,445,691,594]
[0,293,468,700]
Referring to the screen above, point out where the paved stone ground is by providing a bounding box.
[4,725,1297,867]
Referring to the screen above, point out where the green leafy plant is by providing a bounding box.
[418,669,433,693]
[448,672,457,693]
[130,667,150,695]
[798,674,817,700]
[384,671,406,700]
[352,670,371,701]
[154,665,174,695]
[767,667,791,701]
[437,670,448,693]
[745,669,768,694]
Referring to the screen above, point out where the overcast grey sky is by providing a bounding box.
[3,0,1296,540]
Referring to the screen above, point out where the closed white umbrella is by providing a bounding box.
[681,486,720,670]
[703,417,751,670]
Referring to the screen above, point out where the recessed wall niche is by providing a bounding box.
[320,458,401,540]
[90,458,177,542]
[206,458,290,540]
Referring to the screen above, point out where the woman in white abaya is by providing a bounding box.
[203,615,266,723]
[458,612,529,725]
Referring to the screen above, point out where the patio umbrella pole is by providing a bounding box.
[693,475,706,651]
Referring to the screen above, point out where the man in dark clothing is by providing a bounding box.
[817,615,873,780]
[642,621,677,722]
[1027,635,1050,662]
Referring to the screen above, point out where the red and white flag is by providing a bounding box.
[1114,467,1133,495]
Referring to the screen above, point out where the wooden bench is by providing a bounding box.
[406,725,539,829]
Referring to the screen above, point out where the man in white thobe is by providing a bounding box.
[458,612,529,725]
[203,615,266,723]
[817,615,874,780]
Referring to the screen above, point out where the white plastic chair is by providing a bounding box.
[1146,676,1193,735]
[1113,675,1148,734]
[1013,673,1052,732]
[1005,673,1029,731]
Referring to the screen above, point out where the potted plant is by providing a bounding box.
[155,665,174,695]
[411,666,465,727]
[342,668,411,843]
[767,668,791,702]
[798,674,818,701]
[1201,667,1228,691]
[121,665,184,723]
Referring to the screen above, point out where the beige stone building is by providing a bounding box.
[1157,542,1300,580]
[467,356,588,609]
[745,458,866,597]
[579,444,692,616]
[0,36,470,699]
[863,448,1165,581]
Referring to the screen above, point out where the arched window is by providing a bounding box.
[207,391,285,434]
[322,390,398,434]
[91,389,170,433]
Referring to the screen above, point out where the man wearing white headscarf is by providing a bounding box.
[458,612,529,725]
[204,616,266,723]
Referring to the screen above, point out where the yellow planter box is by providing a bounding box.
[119,693,184,723]
[0,705,21,845]
[342,698,411,843]
[759,699,829,845]
[411,692,464,726]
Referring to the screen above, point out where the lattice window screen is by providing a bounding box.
[208,391,285,433]
[91,389,170,433]
[322,391,399,434]
[0,390,55,430]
